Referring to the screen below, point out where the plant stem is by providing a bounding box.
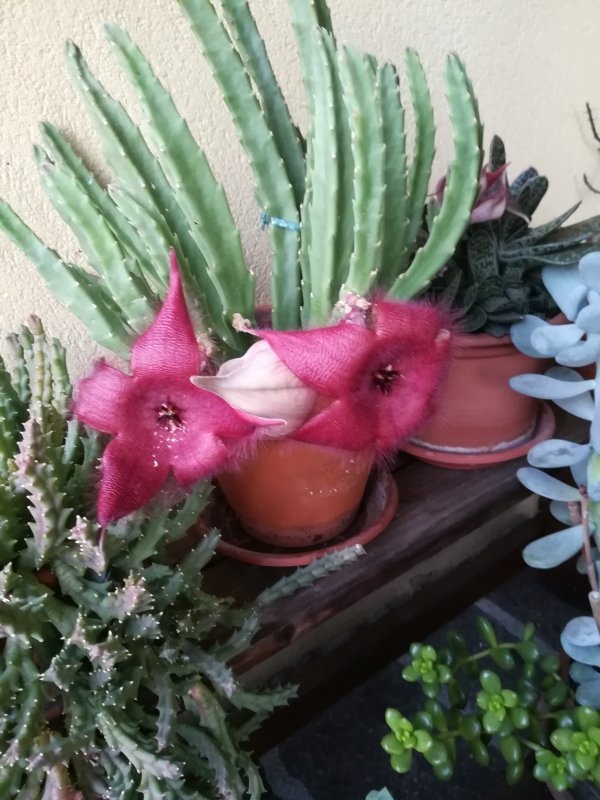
[456,642,515,669]
[519,737,543,753]
[580,487,599,593]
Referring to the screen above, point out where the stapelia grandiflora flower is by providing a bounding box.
[252,299,452,454]
[74,250,276,525]
[191,339,318,436]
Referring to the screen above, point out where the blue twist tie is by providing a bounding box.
[260,210,301,232]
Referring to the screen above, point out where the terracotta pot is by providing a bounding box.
[402,330,555,469]
[218,439,374,548]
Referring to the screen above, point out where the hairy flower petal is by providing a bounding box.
[75,252,273,524]
[98,435,169,526]
[258,299,452,454]
[131,250,202,380]
[74,360,132,434]
[293,396,377,451]
[192,341,317,435]
[256,323,372,395]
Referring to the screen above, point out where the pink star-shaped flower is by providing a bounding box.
[254,300,452,454]
[74,251,275,525]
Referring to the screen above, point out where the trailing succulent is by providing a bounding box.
[428,135,600,336]
[0,318,360,799]
[510,251,600,712]
[0,0,482,355]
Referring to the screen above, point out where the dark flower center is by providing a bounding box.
[156,402,185,432]
[373,364,401,395]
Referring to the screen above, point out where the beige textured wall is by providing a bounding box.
[1,0,600,377]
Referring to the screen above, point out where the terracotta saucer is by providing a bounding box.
[214,469,399,567]
[402,402,555,470]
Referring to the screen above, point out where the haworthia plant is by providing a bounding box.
[0,318,364,798]
[429,135,600,336]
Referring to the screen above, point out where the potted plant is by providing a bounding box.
[0,0,484,552]
[370,252,600,796]
[403,135,600,469]
[0,315,361,798]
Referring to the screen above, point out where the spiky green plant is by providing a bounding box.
[0,0,482,357]
[0,318,362,798]
[428,135,600,335]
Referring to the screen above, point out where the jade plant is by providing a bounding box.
[428,135,600,335]
[378,618,600,793]
[0,316,361,798]
[0,0,482,358]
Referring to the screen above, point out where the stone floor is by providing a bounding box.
[259,567,600,800]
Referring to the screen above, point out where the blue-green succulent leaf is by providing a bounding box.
[527,439,590,469]
[556,336,600,368]
[576,679,600,709]
[542,265,587,320]
[564,616,600,648]
[509,373,595,400]
[561,630,600,666]
[511,315,550,357]
[576,299,600,335]
[588,452,600,500]
[517,467,581,501]
[579,252,600,293]
[522,525,583,569]
[570,662,600,685]
[549,500,577,526]
[530,323,583,358]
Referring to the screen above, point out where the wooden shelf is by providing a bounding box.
[201,411,586,748]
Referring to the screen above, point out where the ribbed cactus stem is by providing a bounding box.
[5,332,30,405]
[105,24,256,349]
[218,0,306,205]
[376,62,409,290]
[177,0,301,331]
[339,44,385,300]
[390,53,482,299]
[302,28,342,325]
[14,419,72,566]
[396,48,436,276]
[0,200,133,356]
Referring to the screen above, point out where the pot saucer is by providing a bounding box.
[214,469,398,567]
[402,402,555,470]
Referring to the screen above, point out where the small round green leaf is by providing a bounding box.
[480,670,502,694]
[499,734,522,764]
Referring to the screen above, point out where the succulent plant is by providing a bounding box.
[428,135,600,336]
[376,617,596,791]
[0,0,482,358]
[0,318,362,798]
[509,251,600,715]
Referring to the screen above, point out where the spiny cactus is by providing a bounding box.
[179,0,483,325]
[429,135,600,335]
[0,0,482,354]
[0,319,363,798]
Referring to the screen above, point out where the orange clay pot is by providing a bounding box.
[402,330,555,469]
[218,439,374,548]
